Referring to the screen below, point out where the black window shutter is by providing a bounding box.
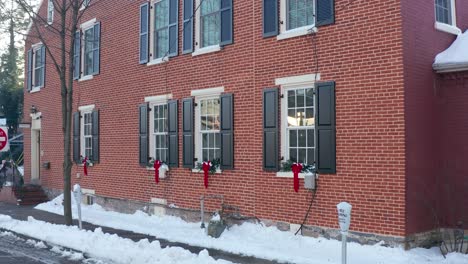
[93,22,101,75]
[316,0,335,27]
[263,88,279,171]
[220,93,233,169]
[27,49,32,91]
[262,0,278,37]
[73,31,81,80]
[73,112,81,163]
[182,0,193,53]
[168,0,179,57]
[315,81,336,174]
[220,0,233,46]
[91,110,100,163]
[139,104,149,166]
[40,45,46,88]
[139,2,150,63]
[167,99,179,167]
[182,98,194,168]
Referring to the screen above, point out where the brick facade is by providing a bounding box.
[21,0,467,243]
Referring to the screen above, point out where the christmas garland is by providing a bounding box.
[195,158,221,174]
[281,160,316,173]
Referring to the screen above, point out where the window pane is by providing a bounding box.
[307,148,314,165]
[306,88,314,106]
[288,90,295,108]
[209,133,214,148]
[215,133,220,148]
[289,130,297,147]
[201,116,207,130]
[296,89,305,107]
[201,100,207,115]
[288,109,296,127]
[307,129,314,147]
[298,129,307,147]
[203,149,208,161]
[297,108,305,126]
[215,149,220,161]
[161,135,167,148]
[155,28,169,58]
[287,0,314,30]
[209,149,215,161]
[298,148,306,163]
[289,148,297,162]
[305,108,314,126]
[202,133,208,147]
[201,0,221,48]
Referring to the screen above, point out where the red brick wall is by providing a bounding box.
[23,0,407,237]
[401,0,468,235]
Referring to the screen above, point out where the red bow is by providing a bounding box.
[82,157,88,176]
[154,160,161,184]
[291,163,303,192]
[202,161,211,189]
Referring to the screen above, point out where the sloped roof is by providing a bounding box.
[433,30,468,73]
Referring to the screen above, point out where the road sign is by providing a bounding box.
[0,127,9,152]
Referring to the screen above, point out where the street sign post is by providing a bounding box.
[0,127,9,152]
[337,202,352,264]
[74,184,83,229]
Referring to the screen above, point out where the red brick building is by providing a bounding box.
[22,0,468,246]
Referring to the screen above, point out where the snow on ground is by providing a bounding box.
[0,215,232,264]
[34,194,468,264]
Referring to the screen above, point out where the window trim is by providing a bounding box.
[47,0,54,24]
[149,0,170,63]
[191,87,224,171]
[79,18,98,80]
[277,0,317,41]
[145,94,173,163]
[434,0,461,35]
[276,74,319,178]
[31,43,44,91]
[78,104,95,159]
[193,0,222,56]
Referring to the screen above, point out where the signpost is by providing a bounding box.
[337,202,352,264]
[0,127,9,152]
[73,184,83,229]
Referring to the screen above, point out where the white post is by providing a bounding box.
[73,184,83,229]
[337,202,352,264]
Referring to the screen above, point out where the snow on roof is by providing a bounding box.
[433,30,468,73]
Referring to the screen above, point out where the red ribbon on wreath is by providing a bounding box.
[153,160,161,184]
[291,163,303,192]
[202,161,211,189]
[82,156,88,176]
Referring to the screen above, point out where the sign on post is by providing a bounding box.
[73,184,83,229]
[337,202,352,264]
[0,127,9,152]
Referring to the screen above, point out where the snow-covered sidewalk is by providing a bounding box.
[30,194,468,264]
[0,215,232,264]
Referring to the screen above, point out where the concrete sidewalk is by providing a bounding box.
[0,202,283,264]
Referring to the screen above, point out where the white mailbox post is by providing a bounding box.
[73,184,83,229]
[337,202,352,264]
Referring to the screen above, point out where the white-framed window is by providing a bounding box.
[192,87,223,165]
[146,94,172,163]
[32,44,45,90]
[47,0,54,24]
[151,0,170,61]
[279,0,315,38]
[435,0,456,26]
[81,0,91,10]
[194,0,222,54]
[81,20,100,77]
[79,105,95,159]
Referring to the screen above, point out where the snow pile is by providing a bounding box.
[34,194,468,264]
[26,239,48,249]
[434,30,468,71]
[0,215,232,264]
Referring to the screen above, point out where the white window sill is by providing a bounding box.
[78,162,94,167]
[147,57,169,66]
[277,26,318,41]
[191,168,222,174]
[78,75,93,82]
[435,22,461,35]
[30,87,42,93]
[192,45,221,57]
[276,171,319,179]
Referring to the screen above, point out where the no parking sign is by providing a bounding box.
[0,127,9,152]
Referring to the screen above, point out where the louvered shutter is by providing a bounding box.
[73,112,81,163]
[168,0,179,57]
[316,0,335,26]
[91,110,100,163]
[263,0,278,37]
[139,2,150,63]
[27,49,32,91]
[167,100,179,167]
[220,0,233,46]
[182,98,194,168]
[315,81,336,174]
[73,31,81,80]
[220,93,233,169]
[263,88,279,171]
[182,0,193,53]
[92,22,101,75]
[139,104,149,166]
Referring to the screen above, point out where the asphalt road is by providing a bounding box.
[0,231,104,264]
